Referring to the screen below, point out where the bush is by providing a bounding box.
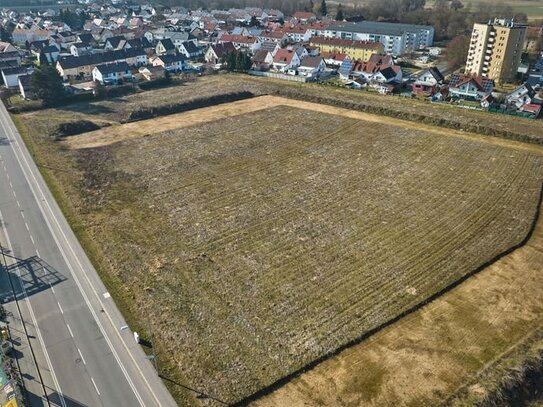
[138,77,173,91]
[127,91,255,122]
[52,120,104,139]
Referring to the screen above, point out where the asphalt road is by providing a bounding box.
[0,102,177,407]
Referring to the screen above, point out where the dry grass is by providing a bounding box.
[14,76,543,405]
[54,105,543,404]
[252,193,543,407]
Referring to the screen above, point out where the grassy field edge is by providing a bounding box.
[9,114,198,406]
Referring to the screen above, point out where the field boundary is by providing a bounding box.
[262,85,543,145]
[234,183,543,407]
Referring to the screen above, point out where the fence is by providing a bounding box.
[248,70,314,83]
[488,107,539,120]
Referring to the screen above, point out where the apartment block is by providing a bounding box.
[465,18,526,84]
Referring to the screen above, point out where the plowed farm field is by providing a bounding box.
[21,97,543,405]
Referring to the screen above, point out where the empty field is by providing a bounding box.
[45,99,542,404]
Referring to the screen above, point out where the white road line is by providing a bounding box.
[50,285,55,294]
[12,190,16,199]
[9,181,13,188]
[91,377,100,396]
[77,348,86,365]
[57,302,64,314]
[67,324,74,338]
[21,211,25,219]
[35,249,41,258]
[16,201,20,208]
[29,235,35,245]
[0,113,147,405]
[0,208,67,407]
[24,222,29,232]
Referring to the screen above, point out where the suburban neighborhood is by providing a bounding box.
[0,1,542,118]
[1,1,543,407]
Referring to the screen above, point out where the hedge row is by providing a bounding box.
[269,88,543,146]
[126,91,255,122]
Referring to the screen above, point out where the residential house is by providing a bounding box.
[92,61,133,85]
[371,66,402,84]
[218,34,261,54]
[272,48,301,72]
[178,41,202,59]
[505,83,537,109]
[70,42,93,56]
[104,35,126,50]
[520,103,542,118]
[258,30,287,44]
[18,74,34,99]
[448,74,494,100]
[321,52,348,68]
[205,42,236,65]
[310,37,384,62]
[338,56,353,80]
[298,56,326,77]
[1,66,32,88]
[12,27,50,44]
[57,48,148,79]
[138,65,166,81]
[0,51,21,68]
[292,12,317,23]
[77,32,94,45]
[351,54,395,80]
[151,53,187,72]
[39,45,60,64]
[0,42,17,54]
[156,38,177,55]
[251,49,274,70]
[411,67,444,96]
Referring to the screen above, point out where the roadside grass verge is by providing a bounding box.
[9,114,198,406]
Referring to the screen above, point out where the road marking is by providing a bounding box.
[91,377,100,396]
[29,235,35,245]
[9,181,13,188]
[16,201,20,208]
[21,211,25,219]
[24,222,29,232]
[11,190,16,199]
[0,116,148,406]
[77,348,86,365]
[57,302,64,314]
[0,208,67,407]
[67,324,74,338]
[35,249,41,258]
[1,105,154,406]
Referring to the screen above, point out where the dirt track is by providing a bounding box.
[64,96,543,156]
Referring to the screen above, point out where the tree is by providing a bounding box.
[450,0,464,11]
[39,51,49,65]
[336,4,344,21]
[320,0,327,16]
[445,34,470,70]
[30,64,65,106]
[224,50,251,72]
[0,26,11,42]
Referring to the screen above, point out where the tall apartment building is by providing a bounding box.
[465,18,526,84]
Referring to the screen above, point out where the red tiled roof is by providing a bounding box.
[219,34,257,44]
[273,48,296,64]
